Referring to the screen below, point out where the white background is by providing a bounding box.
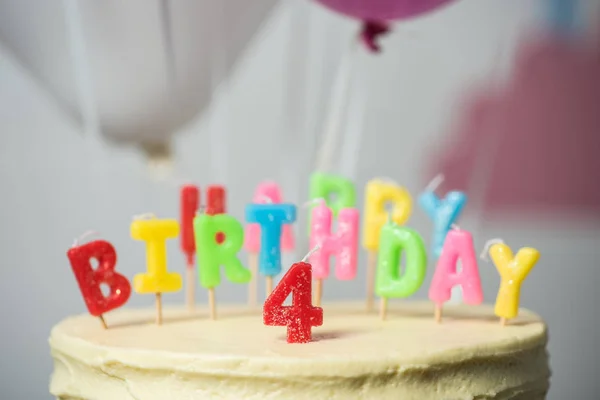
[0,0,598,398]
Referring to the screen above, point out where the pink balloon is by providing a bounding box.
[314,0,456,22]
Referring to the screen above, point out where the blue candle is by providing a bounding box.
[419,191,467,258]
[245,203,297,276]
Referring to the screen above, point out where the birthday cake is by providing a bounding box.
[49,302,549,400]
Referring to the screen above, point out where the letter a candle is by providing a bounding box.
[364,179,412,311]
[429,227,483,322]
[376,223,427,320]
[308,199,359,306]
[483,240,540,326]
[131,216,182,325]
[194,213,251,319]
[67,236,132,329]
[244,181,295,305]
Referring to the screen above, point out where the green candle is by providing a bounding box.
[194,213,251,289]
[376,223,427,299]
[309,172,356,215]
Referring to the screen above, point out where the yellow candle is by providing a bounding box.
[132,218,182,294]
[363,180,412,251]
[489,243,540,320]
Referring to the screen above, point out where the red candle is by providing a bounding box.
[206,185,226,243]
[180,184,200,265]
[263,262,323,343]
[206,185,226,215]
[67,240,131,327]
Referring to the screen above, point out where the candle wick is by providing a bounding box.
[302,245,321,262]
[377,176,398,186]
[479,238,505,261]
[425,174,445,193]
[257,195,273,204]
[302,198,326,208]
[450,224,460,231]
[133,213,156,220]
[72,230,100,247]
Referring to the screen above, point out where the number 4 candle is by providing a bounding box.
[67,235,132,329]
[131,215,182,325]
[263,248,323,343]
[482,240,540,326]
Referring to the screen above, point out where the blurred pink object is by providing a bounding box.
[314,0,456,52]
[431,34,600,215]
[314,0,455,21]
[244,182,295,252]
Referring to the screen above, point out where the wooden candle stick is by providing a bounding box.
[156,293,163,325]
[366,251,377,311]
[248,253,258,307]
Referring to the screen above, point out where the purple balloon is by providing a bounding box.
[315,0,456,21]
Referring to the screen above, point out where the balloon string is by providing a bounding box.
[208,0,229,184]
[339,49,367,180]
[314,40,357,173]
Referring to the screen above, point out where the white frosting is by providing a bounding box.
[50,302,549,399]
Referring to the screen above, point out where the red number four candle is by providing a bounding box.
[263,262,323,343]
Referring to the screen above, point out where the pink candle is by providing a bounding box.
[308,201,359,281]
[428,228,483,321]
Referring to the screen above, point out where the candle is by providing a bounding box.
[419,176,467,258]
[363,179,412,310]
[246,203,297,297]
[205,184,226,215]
[487,241,540,325]
[428,228,482,322]
[131,217,182,325]
[376,223,427,319]
[205,185,226,244]
[263,261,323,343]
[308,172,356,231]
[308,200,359,306]
[194,213,250,319]
[245,181,296,305]
[180,184,200,310]
[67,239,131,329]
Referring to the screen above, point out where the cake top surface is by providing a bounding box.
[50,301,546,378]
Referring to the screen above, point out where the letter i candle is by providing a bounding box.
[364,179,412,311]
[131,215,182,325]
[244,182,295,305]
[308,199,359,306]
